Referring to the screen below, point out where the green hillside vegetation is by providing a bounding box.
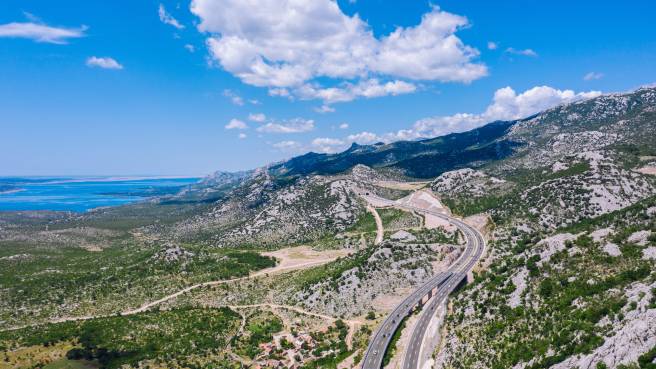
[0,240,275,328]
[0,307,241,369]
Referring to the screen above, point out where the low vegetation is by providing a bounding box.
[0,307,241,369]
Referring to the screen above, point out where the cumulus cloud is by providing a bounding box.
[184,44,195,52]
[222,89,259,106]
[269,88,291,98]
[338,123,349,129]
[257,118,314,133]
[487,41,498,50]
[387,85,601,140]
[583,72,604,81]
[248,113,266,122]
[0,21,86,44]
[159,4,184,29]
[315,105,336,114]
[307,131,382,154]
[505,47,538,57]
[86,56,123,70]
[225,118,247,130]
[272,140,302,151]
[311,137,345,153]
[238,133,247,139]
[191,1,486,101]
[303,85,602,155]
[223,89,244,106]
[295,79,416,104]
[346,131,381,144]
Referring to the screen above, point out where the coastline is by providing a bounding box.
[41,175,201,185]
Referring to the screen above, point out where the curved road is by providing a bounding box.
[360,195,486,369]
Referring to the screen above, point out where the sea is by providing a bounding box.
[0,176,200,212]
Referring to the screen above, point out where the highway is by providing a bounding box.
[360,195,486,369]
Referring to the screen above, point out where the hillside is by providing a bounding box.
[268,120,519,180]
[1,87,656,369]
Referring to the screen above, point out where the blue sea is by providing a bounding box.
[0,176,200,212]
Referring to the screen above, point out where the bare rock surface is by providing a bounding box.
[508,267,528,308]
[431,168,508,198]
[602,243,622,257]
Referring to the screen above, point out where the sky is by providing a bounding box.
[1,0,655,176]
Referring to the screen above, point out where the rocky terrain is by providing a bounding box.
[428,88,656,369]
[2,87,656,369]
[431,168,509,198]
[286,236,461,318]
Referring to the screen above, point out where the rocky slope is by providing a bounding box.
[428,88,656,369]
[3,87,656,369]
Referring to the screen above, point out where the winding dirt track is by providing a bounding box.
[126,258,340,314]
[367,205,384,245]
[2,250,346,331]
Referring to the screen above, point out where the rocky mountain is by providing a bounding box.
[267,120,520,179]
[106,87,652,252]
[185,87,655,368]
[424,88,656,369]
[3,87,655,369]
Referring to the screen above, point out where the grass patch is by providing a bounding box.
[347,212,377,233]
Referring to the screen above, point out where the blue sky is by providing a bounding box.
[1,0,655,176]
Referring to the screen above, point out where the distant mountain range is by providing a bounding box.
[264,86,656,180]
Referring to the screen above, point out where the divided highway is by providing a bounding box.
[361,195,486,369]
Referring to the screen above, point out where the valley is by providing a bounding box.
[1,87,656,369]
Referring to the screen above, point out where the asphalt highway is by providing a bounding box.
[360,195,486,369]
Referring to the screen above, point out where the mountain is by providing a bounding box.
[2,87,656,369]
[153,87,656,244]
[268,120,520,179]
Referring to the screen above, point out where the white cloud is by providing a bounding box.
[86,56,123,70]
[386,85,601,140]
[0,22,86,44]
[309,129,381,154]
[159,4,185,29]
[238,133,247,139]
[372,9,486,82]
[257,118,314,133]
[222,89,260,105]
[191,1,486,101]
[346,131,381,144]
[248,113,266,122]
[184,44,195,52]
[315,105,336,114]
[505,47,538,57]
[223,89,244,106]
[268,88,291,98]
[487,41,498,50]
[272,140,302,151]
[293,85,602,156]
[339,123,349,129]
[583,72,604,81]
[225,118,247,130]
[295,78,416,104]
[311,137,345,153]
